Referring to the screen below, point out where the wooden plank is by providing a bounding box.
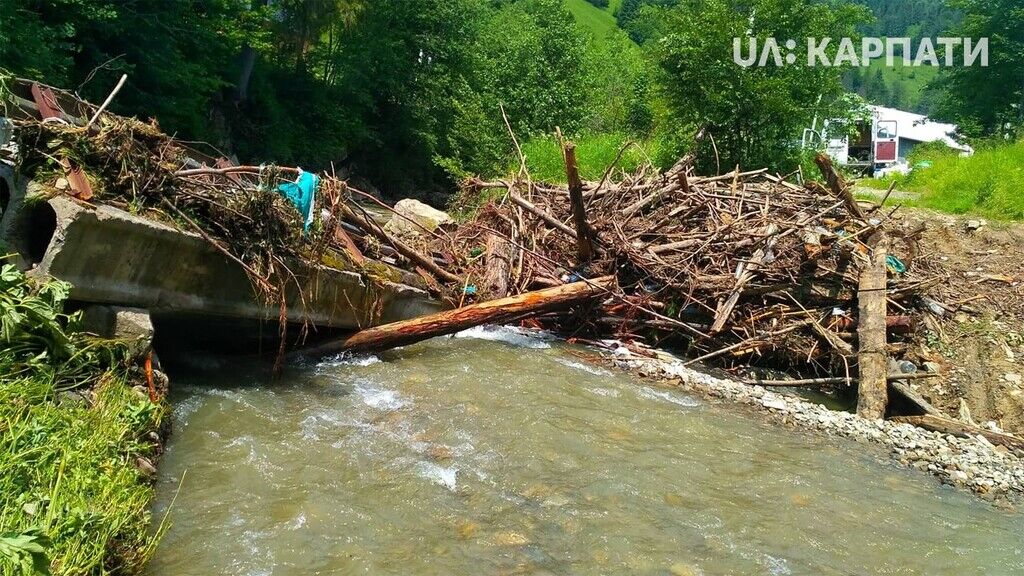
[889,379,944,417]
[746,373,939,387]
[710,224,778,333]
[856,231,890,419]
[309,276,614,354]
[482,233,512,298]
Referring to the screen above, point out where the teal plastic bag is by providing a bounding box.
[277,169,319,232]
[886,254,907,274]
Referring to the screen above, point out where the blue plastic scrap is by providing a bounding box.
[277,169,319,232]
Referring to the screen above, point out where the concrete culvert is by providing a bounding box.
[26,200,57,264]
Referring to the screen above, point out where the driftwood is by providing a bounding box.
[890,415,1024,454]
[340,203,460,284]
[889,378,944,417]
[746,372,938,387]
[815,152,865,220]
[315,276,614,354]
[856,231,890,419]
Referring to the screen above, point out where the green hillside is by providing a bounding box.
[565,0,618,36]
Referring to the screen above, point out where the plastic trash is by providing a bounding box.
[886,255,907,274]
[276,169,319,232]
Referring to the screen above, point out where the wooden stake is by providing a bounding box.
[856,231,889,419]
[562,141,595,263]
[308,276,614,354]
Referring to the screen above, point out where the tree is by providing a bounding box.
[652,0,870,171]
[930,0,1024,139]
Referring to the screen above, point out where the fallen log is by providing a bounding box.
[745,373,938,387]
[309,276,615,354]
[888,378,944,417]
[482,233,512,298]
[890,415,1024,454]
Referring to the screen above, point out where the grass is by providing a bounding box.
[564,0,618,37]
[515,132,667,183]
[860,140,1024,220]
[0,263,166,575]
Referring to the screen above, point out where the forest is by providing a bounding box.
[1,0,1021,197]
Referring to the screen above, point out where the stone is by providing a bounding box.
[81,305,154,359]
[135,456,157,476]
[493,532,529,546]
[1004,373,1022,385]
[965,219,984,231]
[923,361,941,373]
[383,199,453,237]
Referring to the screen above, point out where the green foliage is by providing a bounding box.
[0,528,51,576]
[845,61,939,113]
[516,132,666,182]
[862,140,1024,220]
[0,264,165,575]
[0,264,129,392]
[651,0,871,173]
[930,0,1024,139]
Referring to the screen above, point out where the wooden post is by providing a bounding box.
[563,141,595,263]
[307,276,614,354]
[856,231,890,419]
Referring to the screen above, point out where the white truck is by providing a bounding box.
[809,105,971,177]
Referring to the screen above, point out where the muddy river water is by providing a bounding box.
[150,327,1023,575]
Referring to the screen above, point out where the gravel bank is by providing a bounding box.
[606,344,1024,503]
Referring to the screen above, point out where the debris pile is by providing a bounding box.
[406,155,923,381]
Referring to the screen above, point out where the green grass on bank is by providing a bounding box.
[515,133,667,182]
[861,140,1024,220]
[564,0,618,36]
[0,264,165,575]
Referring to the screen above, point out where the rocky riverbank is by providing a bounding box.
[601,342,1024,504]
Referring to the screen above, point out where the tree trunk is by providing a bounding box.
[856,231,889,419]
[235,45,257,102]
[311,276,614,354]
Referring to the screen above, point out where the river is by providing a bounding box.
[149,327,1023,575]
